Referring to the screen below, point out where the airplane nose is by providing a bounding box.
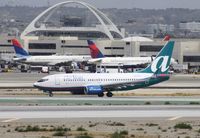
[33,82,39,88]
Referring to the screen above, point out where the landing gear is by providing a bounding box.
[98,93,104,97]
[43,90,53,97]
[106,92,113,97]
[48,92,53,97]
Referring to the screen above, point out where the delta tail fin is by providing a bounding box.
[11,39,29,57]
[87,40,105,58]
[138,41,174,75]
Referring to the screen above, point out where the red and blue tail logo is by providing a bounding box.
[87,40,104,58]
[11,39,29,57]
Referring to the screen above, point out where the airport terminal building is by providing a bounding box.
[1,1,200,71]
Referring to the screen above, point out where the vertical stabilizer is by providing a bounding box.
[138,41,174,74]
[87,40,105,58]
[12,39,29,57]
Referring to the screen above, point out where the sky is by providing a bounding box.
[1,0,200,9]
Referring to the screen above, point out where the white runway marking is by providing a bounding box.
[0,106,199,120]
[168,116,182,121]
[1,118,20,123]
[0,110,199,119]
[1,97,200,102]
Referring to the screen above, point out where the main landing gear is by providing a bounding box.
[44,90,53,97]
[98,93,104,97]
[106,92,113,97]
[98,92,113,97]
[48,92,53,97]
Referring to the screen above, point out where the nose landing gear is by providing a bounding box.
[43,90,53,97]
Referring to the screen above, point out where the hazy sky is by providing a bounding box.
[1,0,200,9]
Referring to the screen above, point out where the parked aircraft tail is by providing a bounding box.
[11,39,29,57]
[87,40,105,58]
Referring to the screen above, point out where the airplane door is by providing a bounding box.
[145,79,149,85]
[55,76,60,85]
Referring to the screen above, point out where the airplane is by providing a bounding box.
[11,39,91,66]
[87,40,177,66]
[33,41,174,97]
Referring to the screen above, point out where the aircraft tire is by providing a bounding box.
[49,92,53,97]
[98,93,104,97]
[106,92,113,97]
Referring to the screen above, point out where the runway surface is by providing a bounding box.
[0,105,200,120]
[0,96,200,106]
[1,96,200,102]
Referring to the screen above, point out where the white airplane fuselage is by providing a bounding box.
[88,57,177,66]
[13,55,91,66]
[33,72,155,92]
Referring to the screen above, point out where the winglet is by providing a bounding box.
[11,39,29,57]
[87,40,105,58]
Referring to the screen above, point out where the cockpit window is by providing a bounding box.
[37,79,48,82]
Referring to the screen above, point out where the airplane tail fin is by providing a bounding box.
[11,39,29,57]
[87,40,105,58]
[138,41,174,75]
[162,35,171,41]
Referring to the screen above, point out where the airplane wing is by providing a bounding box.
[88,60,151,66]
[13,57,27,62]
[97,77,152,91]
[85,76,152,91]
[122,62,150,66]
[48,61,72,66]
[100,62,149,66]
[87,59,102,64]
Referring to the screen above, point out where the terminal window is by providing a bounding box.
[105,55,124,57]
[29,43,56,49]
[105,47,124,50]
[183,56,200,62]
[140,45,163,52]
[61,45,88,48]
[0,44,12,47]
[29,52,56,56]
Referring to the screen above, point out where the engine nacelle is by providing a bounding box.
[84,85,104,95]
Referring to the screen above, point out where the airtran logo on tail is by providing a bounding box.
[151,56,169,73]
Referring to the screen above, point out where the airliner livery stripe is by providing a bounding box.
[156,74,170,77]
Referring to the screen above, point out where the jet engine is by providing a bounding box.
[84,85,104,95]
